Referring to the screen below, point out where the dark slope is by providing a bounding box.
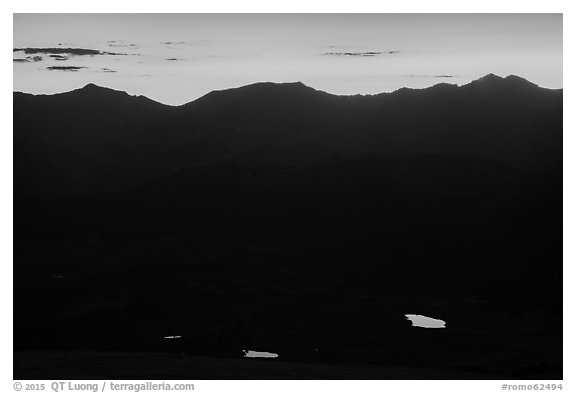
[13,75,563,379]
[14,75,562,197]
[14,154,562,378]
[14,85,178,195]
[179,75,562,164]
[172,76,562,169]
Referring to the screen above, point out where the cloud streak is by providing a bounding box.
[323,51,400,57]
[13,56,43,63]
[406,74,456,78]
[49,54,68,61]
[46,66,86,71]
[14,47,127,56]
[107,41,139,49]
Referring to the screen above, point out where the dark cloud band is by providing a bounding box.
[13,56,43,63]
[46,66,86,71]
[14,47,127,56]
[323,51,400,57]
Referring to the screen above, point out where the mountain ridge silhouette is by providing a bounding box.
[13,73,563,378]
[13,73,561,107]
[14,73,562,197]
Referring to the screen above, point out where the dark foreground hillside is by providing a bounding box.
[13,76,562,379]
[15,350,556,380]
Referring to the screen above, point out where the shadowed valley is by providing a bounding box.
[14,75,562,379]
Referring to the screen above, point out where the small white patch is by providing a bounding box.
[243,350,279,358]
[405,314,446,328]
[163,335,182,339]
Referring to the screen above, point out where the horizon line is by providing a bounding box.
[13,73,562,108]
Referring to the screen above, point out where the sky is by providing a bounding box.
[13,14,562,105]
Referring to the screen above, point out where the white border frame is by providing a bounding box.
[4,3,571,392]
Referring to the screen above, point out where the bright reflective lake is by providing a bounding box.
[405,314,446,328]
[243,350,279,359]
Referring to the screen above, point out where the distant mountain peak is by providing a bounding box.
[69,83,136,100]
[79,83,122,93]
[424,82,459,91]
[190,80,323,108]
[504,74,539,87]
[475,73,504,83]
[466,73,541,90]
[236,81,316,92]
